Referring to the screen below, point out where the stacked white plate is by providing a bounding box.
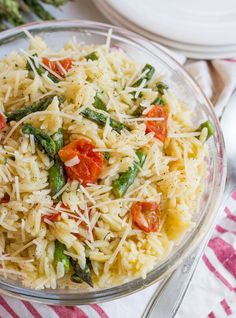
[93,0,236,59]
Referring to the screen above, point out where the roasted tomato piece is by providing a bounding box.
[131,201,161,233]
[0,113,7,131]
[42,57,73,77]
[59,138,104,186]
[145,105,168,142]
[0,193,10,203]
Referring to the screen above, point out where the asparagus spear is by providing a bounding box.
[0,21,6,31]
[71,273,83,283]
[48,158,66,197]
[24,0,54,20]
[23,124,66,198]
[52,128,64,152]
[112,150,146,198]
[49,129,66,198]
[151,96,165,106]
[132,106,144,117]
[93,93,106,111]
[5,95,65,122]
[22,123,57,157]
[196,120,215,141]
[41,0,67,6]
[85,51,99,61]
[81,108,129,133]
[54,240,70,273]
[26,54,59,83]
[132,64,155,87]
[70,257,93,287]
[156,82,168,96]
[0,15,7,31]
[82,92,129,133]
[132,91,165,118]
[0,0,24,26]
[104,152,110,161]
[0,0,67,30]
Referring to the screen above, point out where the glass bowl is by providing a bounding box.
[0,20,226,305]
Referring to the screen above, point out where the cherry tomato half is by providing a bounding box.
[131,201,161,233]
[145,105,168,142]
[0,193,10,204]
[42,57,73,77]
[59,138,104,186]
[0,113,7,131]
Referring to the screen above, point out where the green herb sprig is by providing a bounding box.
[0,0,68,30]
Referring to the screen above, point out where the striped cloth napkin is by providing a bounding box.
[1,58,236,318]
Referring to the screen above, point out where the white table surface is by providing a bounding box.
[43,0,108,23]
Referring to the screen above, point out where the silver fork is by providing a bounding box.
[142,92,236,318]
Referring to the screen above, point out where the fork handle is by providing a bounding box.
[142,248,201,318]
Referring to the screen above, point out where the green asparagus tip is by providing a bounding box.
[24,0,55,21]
[85,51,99,61]
[93,93,106,111]
[54,240,71,273]
[112,150,146,198]
[22,123,57,158]
[156,82,168,96]
[42,0,68,7]
[104,152,110,161]
[48,159,66,199]
[196,120,215,141]
[71,273,83,283]
[132,64,155,88]
[70,258,93,287]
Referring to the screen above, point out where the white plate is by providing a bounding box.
[102,0,236,46]
[94,0,236,59]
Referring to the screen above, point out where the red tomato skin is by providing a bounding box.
[72,232,85,241]
[145,105,168,142]
[131,202,161,233]
[0,193,10,203]
[59,138,104,186]
[42,57,73,77]
[42,212,61,222]
[0,113,7,131]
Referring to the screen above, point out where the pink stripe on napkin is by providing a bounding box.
[231,189,236,200]
[202,254,235,291]
[22,300,43,318]
[90,304,109,318]
[0,297,20,318]
[207,298,233,318]
[50,305,90,318]
[224,206,236,222]
[220,299,232,316]
[215,225,236,236]
[208,237,236,279]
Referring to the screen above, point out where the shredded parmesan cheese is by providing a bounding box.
[168,132,201,138]
[12,239,38,256]
[65,156,80,167]
[14,176,20,201]
[108,227,130,265]
[29,134,35,154]
[52,182,69,200]
[123,117,165,122]
[55,60,67,76]
[106,28,113,52]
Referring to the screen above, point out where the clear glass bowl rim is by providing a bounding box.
[0,19,227,305]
